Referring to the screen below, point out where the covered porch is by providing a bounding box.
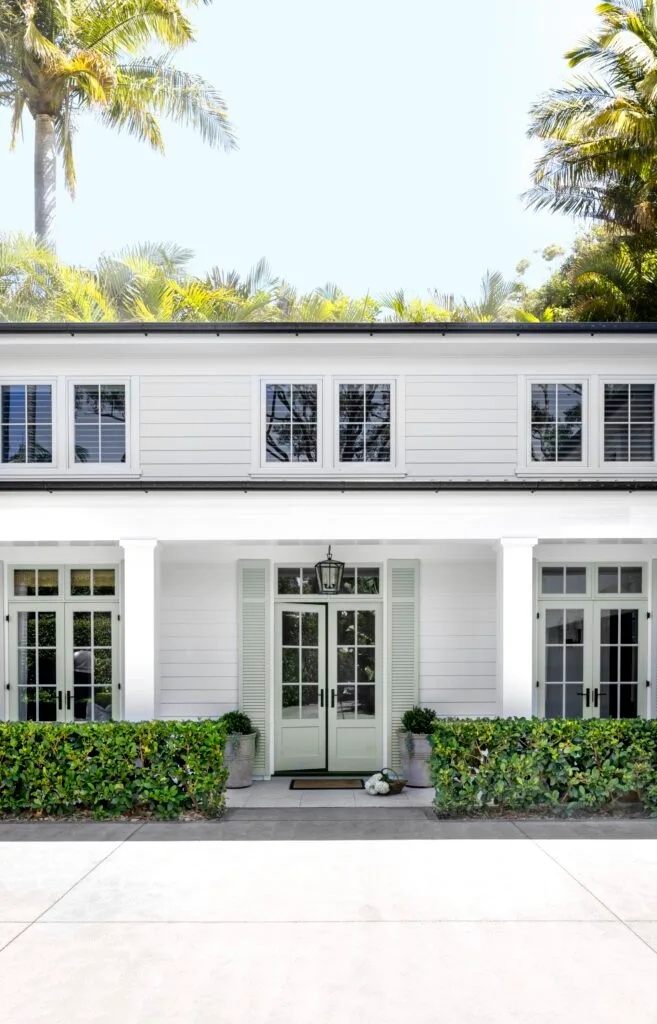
[0,488,656,776]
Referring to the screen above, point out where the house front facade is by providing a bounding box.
[1,324,657,776]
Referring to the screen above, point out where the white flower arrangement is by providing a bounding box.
[364,769,402,795]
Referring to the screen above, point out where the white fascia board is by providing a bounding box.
[0,489,657,543]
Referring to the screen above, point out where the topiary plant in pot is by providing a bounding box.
[220,711,257,789]
[399,706,438,788]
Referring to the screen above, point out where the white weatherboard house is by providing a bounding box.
[1,324,657,777]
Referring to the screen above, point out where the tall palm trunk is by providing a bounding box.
[34,114,56,247]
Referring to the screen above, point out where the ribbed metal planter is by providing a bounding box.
[224,732,257,789]
[399,732,433,788]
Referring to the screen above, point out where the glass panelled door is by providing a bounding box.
[66,606,118,722]
[540,604,593,719]
[11,606,64,721]
[8,602,118,722]
[329,605,382,772]
[594,605,645,719]
[275,605,326,770]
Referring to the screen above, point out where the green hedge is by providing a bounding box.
[431,718,657,817]
[0,721,227,819]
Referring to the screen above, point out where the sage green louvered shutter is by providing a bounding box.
[388,560,420,770]
[238,560,270,776]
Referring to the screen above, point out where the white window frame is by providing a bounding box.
[518,377,589,473]
[598,377,657,473]
[332,377,401,472]
[67,377,139,474]
[0,378,59,474]
[256,377,324,472]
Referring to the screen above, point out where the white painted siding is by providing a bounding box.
[405,377,518,478]
[158,560,238,718]
[419,559,497,716]
[140,376,251,478]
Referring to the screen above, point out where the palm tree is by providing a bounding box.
[0,0,236,247]
[526,0,657,233]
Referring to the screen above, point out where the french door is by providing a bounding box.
[539,601,646,719]
[8,603,120,722]
[275,603,383,771]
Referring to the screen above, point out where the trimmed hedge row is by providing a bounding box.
[0,721,227,819]
[431,718,657,817]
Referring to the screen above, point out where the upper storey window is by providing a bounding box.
[604,384,654,462]
[73,385,126,464]
[1,385,53,464]
[531,383,583,462]
[338,384,391,463]
[265,384,318,463]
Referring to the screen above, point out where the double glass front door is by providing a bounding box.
[275,603,382,771]
[539,602,646,719]
[8,603,119,722]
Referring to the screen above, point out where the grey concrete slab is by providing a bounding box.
[40,838,612,923]
[0,822,141,842]
[515,819,657,840]
[224,806,432,821]
[1,921,656,1024]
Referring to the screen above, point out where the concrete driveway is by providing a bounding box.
[1,813,657,1023]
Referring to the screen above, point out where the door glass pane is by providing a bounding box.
[565,685,585,719]
[282,611,299,646]
[336,684,356,719]
[337,647,355,682]
[17,610,58,722]
[543,608,584,719]
[302,613,318,645]
[281,609,320,721]
[301,648,318,683]
[545,684,563,718]
[282,649,298,683]
[598,568,619,594]
[337,611,355,645]
[14,570,36,596]
[301,686,319,719]
[71,569,92,596]
[72,610,113,722]
[356,684,375,718]
[598,607,640,719]
[282,685,299,719]
[336,609,376,720]
[545,609,563,644]
[357,611,375,645]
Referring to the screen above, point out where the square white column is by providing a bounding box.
[120,539,158,721]
[496,538,538,718]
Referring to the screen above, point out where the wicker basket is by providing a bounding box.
[379,767,407,795]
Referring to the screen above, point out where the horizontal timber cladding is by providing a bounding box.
[405,376,518,478]
[238,560,270,776]
[158,560,239,720]
[419,559,497,716]
[388,560,420,771]
[139,376,252,478]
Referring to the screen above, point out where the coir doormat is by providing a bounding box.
[290,778,364,790]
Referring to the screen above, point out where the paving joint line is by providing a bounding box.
[0,822,144,954]
[511,822,657,959]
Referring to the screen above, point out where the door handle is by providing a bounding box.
[576,688,591,707]
[57,691,62,710]
[66,692,71,711]
[593,687,603,708]
[331,689,335,708]
[320,690,324,708]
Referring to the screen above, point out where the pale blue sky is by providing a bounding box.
[0,0,598,297]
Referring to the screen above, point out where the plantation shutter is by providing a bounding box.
[238,560,270,776]
[388,559,420,770]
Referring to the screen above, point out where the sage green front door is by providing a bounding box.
[274,602,383,772]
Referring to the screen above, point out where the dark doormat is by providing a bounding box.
[290,778,364,790]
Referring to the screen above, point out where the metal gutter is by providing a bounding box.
[0,321,656,335]
[0,479,656,492]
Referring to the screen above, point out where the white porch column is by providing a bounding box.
[120,539,158,721]
[496,538,538,718]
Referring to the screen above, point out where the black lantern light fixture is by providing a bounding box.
[314,545,345,595]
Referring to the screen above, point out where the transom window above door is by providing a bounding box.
[531,383,583,462]
[277,566,380,595]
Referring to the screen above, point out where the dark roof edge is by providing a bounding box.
[1,479,657,492]
[0,321,656,335]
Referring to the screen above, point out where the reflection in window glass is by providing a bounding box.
[604,384,654,462]
[265,384,317,463]
[531,383,582,462]
[1,385,53,464]
[74,385,126,464]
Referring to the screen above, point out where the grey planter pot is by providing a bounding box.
[224,732,257,789]
[399,732,433,788]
